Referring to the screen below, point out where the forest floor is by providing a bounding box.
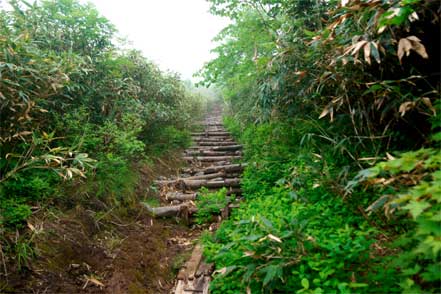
[5,155,198,294]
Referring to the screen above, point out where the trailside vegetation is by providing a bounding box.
[199,0,440,293]
[0,0,205,279]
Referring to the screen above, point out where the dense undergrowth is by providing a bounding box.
[199,0,440,293]
[0,0,207,286]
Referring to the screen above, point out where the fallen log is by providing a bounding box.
[142,203,196,217]
[183,155,241,162]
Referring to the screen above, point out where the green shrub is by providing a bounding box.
[195,188,229,224]
[202,121,403,293]
[347,145,441,293]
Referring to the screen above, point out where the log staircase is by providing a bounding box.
[145,106,243,293]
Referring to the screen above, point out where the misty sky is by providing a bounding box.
[86,0,230,80]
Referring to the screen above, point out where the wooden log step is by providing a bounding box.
[177,244,203,280]
[192,137,233,142]
[184,150,240,156]
[196,141,238,146]
[201,163,247,174]
[182,171,226,180]
[196,262,214,277]
[183,156,241,162]
[191,132,230,136]
[156,177,240,189]
[180,164,245,176]
[184,178,240,189]
[203,123,223,126]
[226,188,242,195]
[211,145,242,151]
[174,274,210,294]
[155,172,226,186]
[165,192,197,201]
[142,203,196,217]
[187,144,242,151]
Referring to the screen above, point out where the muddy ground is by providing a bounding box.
[1,153,199,294]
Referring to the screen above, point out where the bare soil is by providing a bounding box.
[2,153,198,294]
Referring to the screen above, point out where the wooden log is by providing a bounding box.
[211,145,242,151]
[197,141,238,146]
[183,156,241,162]
[226,188,242,195]
[142,203,196,217]
[156,172,226,186]
[165,192,197,201]
[177,244,203,280]
[184,150,236,156]
[191,131,230,136]
[196,262,214,277]
[182,171,225,180]
[184,178,240,189]
[187,144,242,151]
[174,280,185,294]
[191,137,233,142]
[202,163,247,174]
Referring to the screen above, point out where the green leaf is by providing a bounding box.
[403,200,430,219]
[301,278,310,289]
[262,265,281,286]
[348,282,368,288]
